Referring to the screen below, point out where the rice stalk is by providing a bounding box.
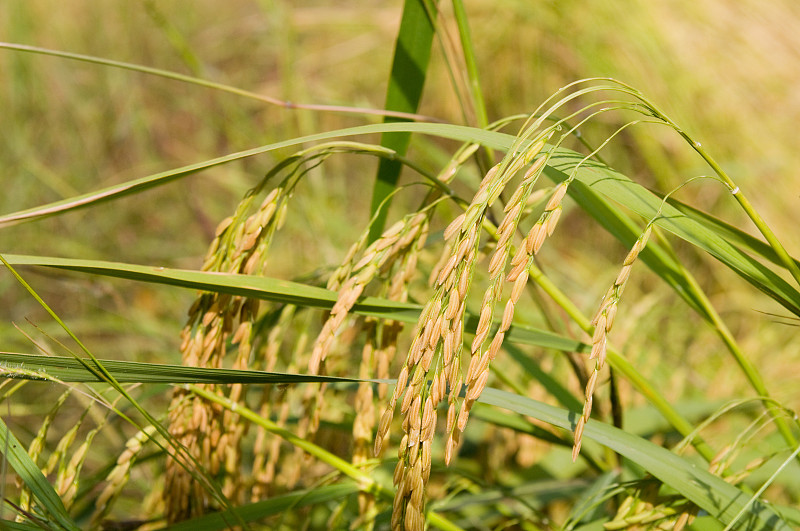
[91,426,158,527]
[164,178,291,521]
[572,225,652,461]
[376,129,556,529]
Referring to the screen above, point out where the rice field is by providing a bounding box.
[1,1,799,529]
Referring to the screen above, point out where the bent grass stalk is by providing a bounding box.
[0,42,442,123]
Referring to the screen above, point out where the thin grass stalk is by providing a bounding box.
[604,77,800,288]
[425,2,474,128]
[16,390,70,520]
[0,42,440,123]
[451,0,489,132]
[551,76,800,290]
[653,227,800,454]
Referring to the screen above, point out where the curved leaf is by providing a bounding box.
[1,254,588,354]
[477,387,791,530]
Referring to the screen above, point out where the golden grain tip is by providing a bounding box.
[488,247,507,278]
[477,163,501,192]
[443,213,466,241]
[523,152,548,180]
[465,354,480,384]
[585,370,598,400]
[383,219,406,239]
[488,331,505,360]
[504,186,526,213]
[419,347,434,372]
[589,338,606,362]
[471,329,489,355]
[623,246,640,267]
[525,224,542,255]
[436,254,459,286]
[467,368,489,401]
[446,402,456,433]
[572,417,586,461]
[571,441,582,462]
[500,300,515,332]
[546,182,569,211]
[400,386,415,414]
[510,270,529,303]
[605,303,618,331]
[444,433,456,466]
[545,206,562,236]
[615,264,632,287]
[214,216,234,237]
[462,203,484,231]
[592,314,607,344]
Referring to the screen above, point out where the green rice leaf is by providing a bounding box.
[1,254,588,354]
[368,0,437,241]
[161,484,360,531]
[477,387,792,530]
[544,150,800,316]
[0,416,80,531]
[3,120,796,316]
[0,352,374,385]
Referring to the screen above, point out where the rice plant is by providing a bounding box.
[2,1,799,530]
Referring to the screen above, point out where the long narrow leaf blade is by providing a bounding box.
[545,151,800,316]
[477,388,791,530]
[162,484,360,531]
[1,254,589,354]
[0,416,80,531]
[0,352,377,384]
[369,0,436,241]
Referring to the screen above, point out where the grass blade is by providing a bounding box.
[545,150,800,316]
[1,254,588,354]
[0,416,80,530]
[477,388,792,530]
[161,484,360,531]
[3,120,796,320]
[0,42,435,123]
[0,123,510,228]
[368,0,437,241]
[0,352,377,385]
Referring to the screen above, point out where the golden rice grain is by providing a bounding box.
[488,331,505,360]
[545,206,562,236]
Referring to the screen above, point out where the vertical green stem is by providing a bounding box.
[451,0,494,171]
[628,86,800,288]
[656,232,800,453]
[368,0,437,243]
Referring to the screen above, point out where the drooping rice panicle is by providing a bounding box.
[16,390,70,521]
[378,131,554,530]
[572,225,652,461]
[165,180,291,521]
[92,426,158,527]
